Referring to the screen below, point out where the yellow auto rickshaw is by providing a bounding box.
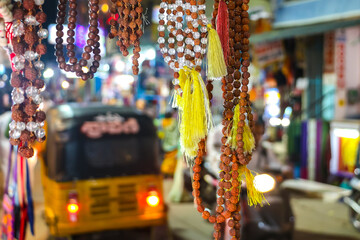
[39,103,167,238]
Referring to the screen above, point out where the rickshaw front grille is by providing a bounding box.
[117,184,138,214]
[89,184,138,216]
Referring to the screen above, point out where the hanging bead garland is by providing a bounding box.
[109,0,144,75]
[9,0,47,158]
[156,0,263,238]
[157,0,209,94]
[55,0,101,81]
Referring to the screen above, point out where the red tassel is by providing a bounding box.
[216,0,229,64]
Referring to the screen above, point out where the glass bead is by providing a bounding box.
[160,47,168,54]
[172,30,177,36]
[9,121,16,130]
[190,6,197,12]
[172,78,179,85]
[168,48,176,55]
[175,22,182,29]
[26,86,39,98]
[184,28,191,34]
[164,56,171,63]
[14,61,24,71]
[169,62,175,69]
[185,49,192,55]
[10,129,21,139]
[186,15,192,22]
[198,5,206,10]
[176,12,184,17]
[33,94,43,104]
[177,46,184,52]
[200,14,207,20]
[26,122,39,132]
[185,38,192,45]
[192,21,199,28]
[24,51,37,61]
[157,37,165,44]
[169,4,175,10]
[194,45,201,52]
[185,3,191,9]
[35,0,44,5]
[158,14,165,20]
[190,51,195,57]
[160,2,167,8]
[39,122,45,128]
[34,60,45,70]
[167,25,173,31]
[201,38,207,44]
[193,32,200,39]
[35,128,46,139]
[200,26,207,33]
[24,15,37,25]
[168,37,175,44]
[13,55,25,64]
[157,25,165,32]
[13,22,25,37]
[176,34,184,41]
[16,122,25,131]
[175,0,182,5]
[37,29,49,39]
[202,18,209,25]
[201,48,206,54]
[195,59,202,66]
[12,91,24,104]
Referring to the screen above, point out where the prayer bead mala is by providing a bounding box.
[9,0,47,158]
[157,0,208,95]
[191,0,253,239]
[109,0,144,75]
[55,0,101,81]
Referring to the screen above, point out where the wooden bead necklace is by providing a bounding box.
[55,0,101,81]
[190,0,257,239]
[9,0,47,158]
[109,0,144,75]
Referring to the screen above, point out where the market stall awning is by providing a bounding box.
[273,0,360,28]
[251,18,360,44]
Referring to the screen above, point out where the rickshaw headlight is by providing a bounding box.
[146,191,160,207]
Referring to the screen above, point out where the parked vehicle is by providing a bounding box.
[37,103,168,239]
[344,168,360,231]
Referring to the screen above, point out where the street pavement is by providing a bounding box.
[23,170,360,240]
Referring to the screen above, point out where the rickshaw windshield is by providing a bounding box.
[45,108,160,182]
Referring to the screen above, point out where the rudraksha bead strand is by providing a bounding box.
[55,0,101,80]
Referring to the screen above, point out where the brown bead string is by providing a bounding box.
[190,0,254,239]
[55,0,102,81]
[10,0,47,158]
[109,0,143,75]
[211,0,219,28]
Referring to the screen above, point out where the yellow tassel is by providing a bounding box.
[179,68,213,161]
[243,123,255,154]
[171,68,189,109]
[227,104,240,149]
[207,24,227,80]
[238,166,268,207]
